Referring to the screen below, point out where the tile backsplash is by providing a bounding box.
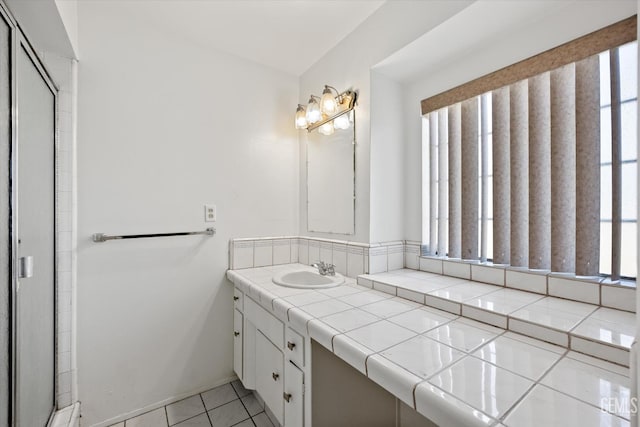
[229,237,637,313]
[229,237,404,278]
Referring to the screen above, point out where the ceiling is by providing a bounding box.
[119,0,385,76]
[373,0,637,84]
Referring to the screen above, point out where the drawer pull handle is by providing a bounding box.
[283,393,292,403]
[287,341,296,351]
[233,296,239,301]
[272,372,279,381]
[234,331,240,337]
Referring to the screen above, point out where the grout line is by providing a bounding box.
[564,349,631,373]
[168,409,208,427]
[530,349,630,420]
[234,392,254,425]
[428,382,497,423]
[199,393,214,427]
[567,305,601,334]
[570,332,631,353]
[538,382,632,422]
[497,348,569,424]
[505,316,569,344]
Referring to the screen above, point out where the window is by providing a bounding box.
[599,43,638,278]
[421,17,637,281]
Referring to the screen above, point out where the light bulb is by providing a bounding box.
[333,114,350,130]
[320,86,338,115]
[318,121,335,136]
[306,96,321,124]
[295,105,307,129]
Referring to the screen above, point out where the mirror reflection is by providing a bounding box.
[307,113,355,234]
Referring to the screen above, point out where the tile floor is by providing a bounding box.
[110,380,275,427]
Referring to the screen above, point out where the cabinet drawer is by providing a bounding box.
[233,287,244,311]
[285,327,305,367]
[233,309,243,380]
[245,297,284,348]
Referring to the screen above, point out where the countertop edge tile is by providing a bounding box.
[307,319,340,352]
[366,354,422,408]
[414,382,496,427]
[332,334,372,375]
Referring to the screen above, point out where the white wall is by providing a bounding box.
[393,0,638,243]
[298,0,473,243]
[54,0,78,57]
[370,72,405,242]
[76,2,299,425]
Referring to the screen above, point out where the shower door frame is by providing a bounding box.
[0,1,60,425]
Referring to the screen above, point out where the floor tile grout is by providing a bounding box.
[199,393,214,427]
[118,380,271,427]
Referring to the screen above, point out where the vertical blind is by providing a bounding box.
[422,16,636,281]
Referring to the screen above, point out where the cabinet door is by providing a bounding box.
[243,320,256,390]
[256,332,284,425]
[233,309,243,380]
[234,287,244,311]
[284,361,304,427]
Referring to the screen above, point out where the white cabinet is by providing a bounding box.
[256,331,284,426]
[245,297,284,348]
[285,327,305,367]
[243,319,256,390]
[233,287,244,311]
[233,286,307,426]
[284,360,304,427]
[233,308,243,381]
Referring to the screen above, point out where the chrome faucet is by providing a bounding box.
[311,261,335,276]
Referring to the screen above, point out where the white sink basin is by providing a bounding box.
[273,270,344,289]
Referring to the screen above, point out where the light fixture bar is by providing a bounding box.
[306,90,357,132]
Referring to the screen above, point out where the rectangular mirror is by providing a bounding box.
[307,115,355,234]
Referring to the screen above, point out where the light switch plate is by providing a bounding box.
[204,204,216,222]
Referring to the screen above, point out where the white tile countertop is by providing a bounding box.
[227,264,632,427]
[359,269,635,367]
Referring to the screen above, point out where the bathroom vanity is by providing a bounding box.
[229,265,433,427]
[232,283,309,426]
[228,263,632,427]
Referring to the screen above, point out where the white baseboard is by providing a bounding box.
[88,375,238,427]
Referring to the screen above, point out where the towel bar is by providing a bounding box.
[92,228,215,243]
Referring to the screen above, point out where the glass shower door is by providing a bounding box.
[15,41,56,426]
[0,8,10,426]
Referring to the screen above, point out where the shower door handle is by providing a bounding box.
[18,256,34,279]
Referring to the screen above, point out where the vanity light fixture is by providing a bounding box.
[305,95,322,124]
[333,112,351,130]
[294,85,357,135]
[295,105,307,129]
[320,85,339,115]
[318,120,334,136]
